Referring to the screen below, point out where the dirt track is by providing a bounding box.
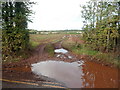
[2,35,118,88]
[2,35,70,84]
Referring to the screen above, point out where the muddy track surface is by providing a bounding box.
[2,35,118,88]
[2,36,70,88]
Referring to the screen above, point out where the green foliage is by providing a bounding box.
[2,2,34,61]
[81,1,120,53]
[62,37,120,67]
[73,45,99,56]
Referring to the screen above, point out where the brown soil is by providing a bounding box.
[2,35,118,88]
[2,43,47,82]
[2,36,77,82]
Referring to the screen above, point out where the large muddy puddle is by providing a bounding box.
[31,60,118,88]
[31,48,118,88]
[31,60,84,88]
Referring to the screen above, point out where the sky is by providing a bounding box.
[28,0,89,31]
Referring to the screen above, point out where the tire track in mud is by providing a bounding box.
[2,36,69,87]
[2,35,82,88]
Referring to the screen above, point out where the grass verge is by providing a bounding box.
[62,37,120,68]
[44,44,54,57]
[3,49,31,63]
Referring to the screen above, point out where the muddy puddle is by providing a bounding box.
[31,60,84,88]
[54,48,68,54]
[31,60,118,88]
[31,48,118,88]
[54,48,76,60]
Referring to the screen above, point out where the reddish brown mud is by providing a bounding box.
[2,35,119,88]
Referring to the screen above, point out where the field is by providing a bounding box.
[29,34,66,48]
[29,33,119,68]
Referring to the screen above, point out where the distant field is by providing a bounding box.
[29,34,66,48]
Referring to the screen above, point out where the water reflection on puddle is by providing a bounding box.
[54,48,74,59]
[31,60,118,88]
[54,48,68,54]
[31,60,84,88]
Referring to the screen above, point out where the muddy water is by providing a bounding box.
[31,60,84,88]
[31,48,118,88]
[4,66,31,72]
[82,61,118,88]
[31,60,118,88]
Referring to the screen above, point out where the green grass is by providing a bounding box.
[95,53,120,67]
[29,34,66,49]
[72,45,99,56]
[62,40,99,56]
[62,38,76,50]
[72,45,119,67]
[30,41,40,48]
[62,37,120,68]
[44,44,54,57]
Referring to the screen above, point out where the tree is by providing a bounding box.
[2,1,34,60]
[81,1,120,52]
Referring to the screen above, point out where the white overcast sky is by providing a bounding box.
[28,0,90,31]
